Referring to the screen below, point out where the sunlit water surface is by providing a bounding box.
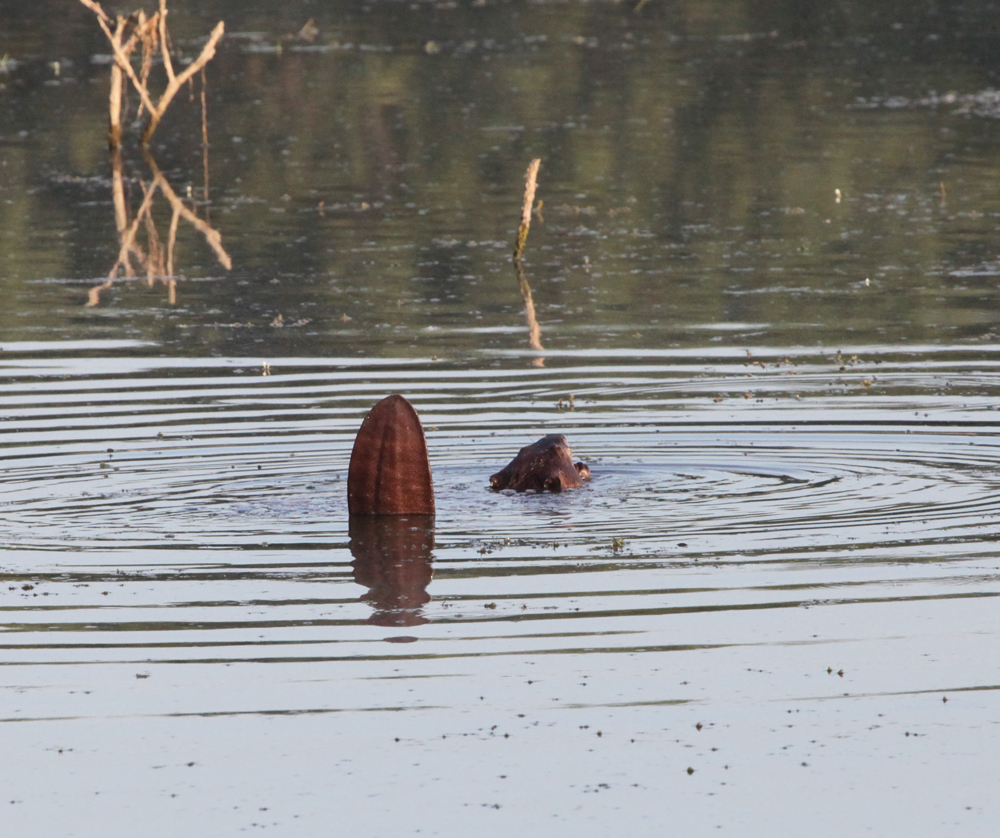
[3,345,1000,836]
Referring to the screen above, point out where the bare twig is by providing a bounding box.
[136,12,157,117]
[514,158,541,260]
[200,67,210,203]
[93,13,159,119]
[157,0,174,83]
[141,19,225,145]
[79,0,224,147]
[108,54,123,147]
[78,0,111,23]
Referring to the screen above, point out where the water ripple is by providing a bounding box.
[2,351,1000,670]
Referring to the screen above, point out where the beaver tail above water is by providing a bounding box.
[347,395,435,515]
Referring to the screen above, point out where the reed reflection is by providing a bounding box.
[349,515,435,627]
[515,258,545,366]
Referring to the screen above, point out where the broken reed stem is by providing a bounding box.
[514,158,541,261]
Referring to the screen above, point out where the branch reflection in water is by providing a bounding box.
[88,148,232,307]
[349,515,435,628]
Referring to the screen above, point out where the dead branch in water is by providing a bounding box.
[79,0,224,148]
[513,158,541,261]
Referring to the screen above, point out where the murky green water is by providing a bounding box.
[2,2,1000,835]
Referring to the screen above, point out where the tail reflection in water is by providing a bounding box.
[349,515,435,627]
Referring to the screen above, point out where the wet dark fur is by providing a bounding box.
[489,434,591,493]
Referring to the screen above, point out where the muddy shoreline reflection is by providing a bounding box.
[349,515,435,627]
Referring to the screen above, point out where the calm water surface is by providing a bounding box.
[2,2,1000,835]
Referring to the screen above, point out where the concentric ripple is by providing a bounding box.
[2,350,1000,558]
[2,348,1000,672]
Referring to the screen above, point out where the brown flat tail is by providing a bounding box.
[348,395,435,515]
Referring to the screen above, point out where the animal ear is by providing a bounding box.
[575,462,591,480]
[348,395,435,515]
[543,476,563,492]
